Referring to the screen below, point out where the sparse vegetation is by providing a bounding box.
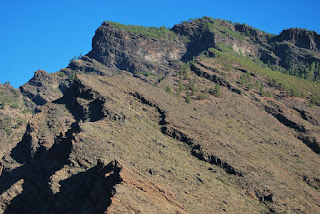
[1,18,320,214]
[58,70,66,77]
[69,56,77,63]
[10,102,19,109]
[136,70,158,77]
[287,61,320,82]
[210,47,320,102]
[69,53,83,64]
[177,78,184,96]
[69,72,76,81]
[106,21,179,41]
[210,84,221,98]
[51,87,60,94]
[165,86,172,94]
[199,87,209,100]
[185,91,191,103]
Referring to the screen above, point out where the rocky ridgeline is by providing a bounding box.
[19,17,320,109]
[0,17,319,213]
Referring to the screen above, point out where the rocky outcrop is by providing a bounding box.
[88,21,186,74]
[0,84,32,160]
[67,56,119,77]
[275,28,320,51]
[1,17,320,214]
[19,70,68,106]
[19,18,320,111]
[266,29,320,69]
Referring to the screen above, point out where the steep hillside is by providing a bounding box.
[0,17,320,214]
[0,83,32,159]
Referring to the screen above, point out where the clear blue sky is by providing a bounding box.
[1,0,319,88]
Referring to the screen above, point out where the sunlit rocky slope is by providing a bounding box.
[0,17,320,214]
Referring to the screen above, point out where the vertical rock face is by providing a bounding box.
[275,28,320,51]
[1,17,320,214]
[269,28,320,69]
[171,17,216,61]
[88,22,187,74]
[20,70,68,106]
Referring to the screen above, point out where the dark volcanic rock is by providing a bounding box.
[172,17,216,61]
[275,28,320,51]
[88,22,186,74]
[20,70,67,106]
[266,28,320,69]
[1,17,320,214]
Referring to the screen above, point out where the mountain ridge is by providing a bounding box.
[0,17,320,213]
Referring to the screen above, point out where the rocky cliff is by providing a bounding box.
[1,17,320,214]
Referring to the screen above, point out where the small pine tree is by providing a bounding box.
[184,67,190,80]
[196,84,201,93]
[214,84,221,97]
[166,86,172,94]
[178,78,184,93]
[203,87,209,99]
[186,91,191,103]
[247,83,253,90]
[310,94,319,106]
[179,65,184,77]
[199,87,208,100]
[259,84,264,95]
[70,73,76,81]
[176,89,181,97]
[191,82,196,96]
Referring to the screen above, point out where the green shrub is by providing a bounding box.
[107,21,179,41]
[70,73,76,81]
[189,80,196,95]
[136,70,157,77]
[178,78,184,94]
[186,91,191,103]
[69,56,77,63]
[310,94,320,105]
[10,103,19,109]
[58,70,65,77]
[213,84,221,97]
[165,86,172,94]
[247,83,254,90]
[51,87,59,94]
[209,48,320,100]
[259,84,264,94]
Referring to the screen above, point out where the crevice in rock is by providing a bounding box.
[9,123,33,164]
[44,122,80,164]
[129,92,167,126]
[297,135,320,154]
[263,105,319,154]
[293,108,319,126]
[190,62,242,95]
[130,91,241,177]
[303,175,320,190]
[54,78,126,123]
